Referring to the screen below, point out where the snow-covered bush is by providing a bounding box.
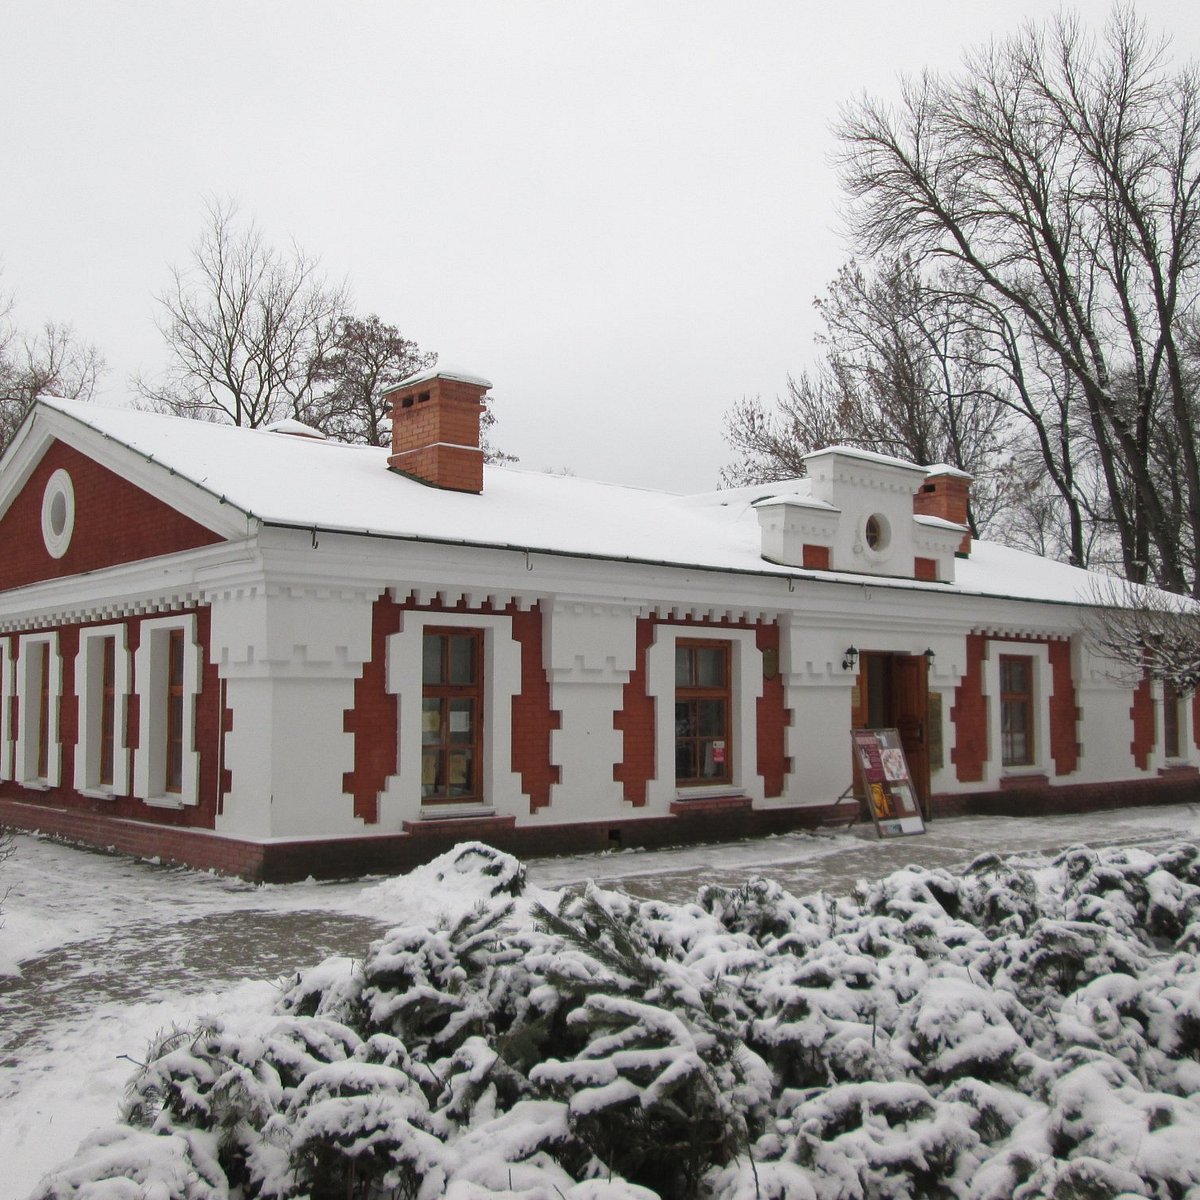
[30,837,1200,1199]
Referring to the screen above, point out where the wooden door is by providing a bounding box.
[892,654,930,817]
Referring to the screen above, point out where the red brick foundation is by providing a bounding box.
[0,793,859,884]
[931,773,1199,818]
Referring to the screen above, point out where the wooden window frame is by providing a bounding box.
[999,654,1035,767]
[675,638,732,786]
[421,627,484,803]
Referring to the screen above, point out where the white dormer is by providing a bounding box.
[754,446,968,582]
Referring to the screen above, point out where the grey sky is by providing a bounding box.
[3,1,1198,491]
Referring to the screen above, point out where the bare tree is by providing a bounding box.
[835,8,1200,593]
[1,288,104,452]
[139,199,349,429]
[1085,576,1200,692]
[723,257,1019,538]
[312,314,435,446]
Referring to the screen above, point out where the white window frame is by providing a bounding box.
[75,624,132,798]
[15,631,61,788]
[383,610,524,823]
[134,614,201,808]
[645,625,763,805]
[0,637,14,782]
[982,641,1052,781]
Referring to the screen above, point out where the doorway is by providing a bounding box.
[851,651,931,815]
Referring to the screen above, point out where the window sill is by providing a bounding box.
[417,804,496,821]
[674,785,741,801]
[19,779,51,792]
[80,787,117,801]
[998,772,1050,790]
[145,794,186,810]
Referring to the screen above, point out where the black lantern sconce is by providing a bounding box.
[924,647,936,668]
[842,646,859,672]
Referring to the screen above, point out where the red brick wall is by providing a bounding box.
[613,617,657,805]
[756,622,791,797]
[1048,639,1079,776]
[0,606,224,830]
[913,473,972,554]
[509,605,562,812]
[914,556,938,582]
[802,544,831,570]
[1130,672,1155,769]
[951,633,988,782]
[0,440,224,591]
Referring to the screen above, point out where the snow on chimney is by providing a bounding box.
[384,367,492,494]
[913,466,972,555]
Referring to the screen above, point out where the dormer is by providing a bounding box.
[383,367,492,494]
[754,446,968,582]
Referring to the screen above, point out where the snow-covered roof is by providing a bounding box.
[27,397,1127,607]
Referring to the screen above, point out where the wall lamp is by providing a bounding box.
[842,646,859,671]
[924,647,936,667]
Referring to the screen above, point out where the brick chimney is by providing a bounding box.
[913,466,972,555]
[384,367,492,494]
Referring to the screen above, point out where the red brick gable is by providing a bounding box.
[0,440,224,590]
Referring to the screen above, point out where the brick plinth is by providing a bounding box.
[930,773,1199,819]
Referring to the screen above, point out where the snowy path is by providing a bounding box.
[3,802,1200,1198]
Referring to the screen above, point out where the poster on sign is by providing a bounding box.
[851,728,927,838]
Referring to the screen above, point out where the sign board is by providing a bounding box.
[852,728,927,838]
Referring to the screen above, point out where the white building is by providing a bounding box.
[0,369,1192,879]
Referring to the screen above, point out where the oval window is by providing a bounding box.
[41,468,76,559]
[864,513,890,552]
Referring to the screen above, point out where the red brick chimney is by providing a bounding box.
[384,368,491,494]
[913,466,972,555]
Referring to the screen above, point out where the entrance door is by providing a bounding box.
[852,651,931,817]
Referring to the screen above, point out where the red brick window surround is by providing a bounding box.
[421,628,484,803]
[675,639,732,786]
[1000,654,1035,767]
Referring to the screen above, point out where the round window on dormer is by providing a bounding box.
[864,513,890,552]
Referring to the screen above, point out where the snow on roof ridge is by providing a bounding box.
[389,365,494,391]
[805,444,928,472]
[924,462,973,479]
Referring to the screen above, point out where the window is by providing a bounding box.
[77,626,131,796]
[1000,654,1034,766]
[421,629,483,802]
[134,616,199,806]
[17,633,59,786]
[675,639,731,785]
[0,638,12,782]
[165,629,185,793]
[1164,681,1183,759]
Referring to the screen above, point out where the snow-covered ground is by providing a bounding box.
[2,803,1199,1198]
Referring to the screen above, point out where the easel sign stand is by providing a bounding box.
[852,728,927,838]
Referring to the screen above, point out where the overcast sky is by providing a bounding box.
[3,2,1198,492]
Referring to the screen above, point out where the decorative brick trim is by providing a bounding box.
[342,592,403,824]
[802,544,831,570]
[951,633,987,782]
[1130,672,1155,770]
[612,617,656,805]
[914,556,938,582]
[1048,639,1079,776]
[509,605,561,813]
[755,622,790,797]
